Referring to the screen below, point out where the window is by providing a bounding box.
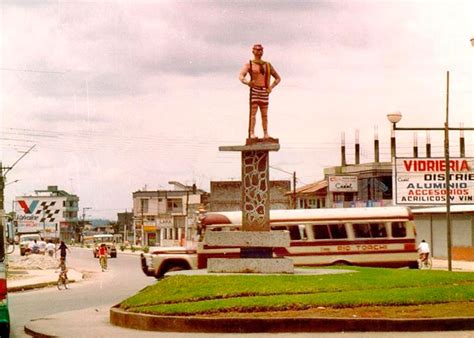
[140,199,149,213]
[313,225,330,239]
[392,222,407,238]
[353,223,387,238]
[271,225,307,240]
[288,226,302,240]
[167,199,182,212]
[353,223,371,238]
[370,224,387,238]
[329,224,348,239]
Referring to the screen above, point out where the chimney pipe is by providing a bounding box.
[374,126,379,163]
[355,130,360,164]
[426,131,431,158]
[413,132,418,158]
[341,132,346,166]
[460,123,465,157]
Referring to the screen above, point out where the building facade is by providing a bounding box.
[209,180,291,211]
[14,185,79,241]
[132,182,208,247]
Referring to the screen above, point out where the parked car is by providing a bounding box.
[92,234,117,258]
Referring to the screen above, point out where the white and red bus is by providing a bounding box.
[199,206,418,269]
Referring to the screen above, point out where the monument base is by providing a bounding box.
[207,258,294,274]
[245,137,279,146]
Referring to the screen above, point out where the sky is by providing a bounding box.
[1,0,474,220]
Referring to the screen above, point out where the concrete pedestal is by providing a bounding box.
[213,139,294,274]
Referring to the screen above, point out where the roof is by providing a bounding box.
[289,179,327,195]
[203,206,413,225]
[411,205,474,214]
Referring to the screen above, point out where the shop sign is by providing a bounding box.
[328,176,358,192]
[394,158,474,205]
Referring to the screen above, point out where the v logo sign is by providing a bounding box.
[18,200,39,214]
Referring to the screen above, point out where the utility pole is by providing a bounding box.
[124,208,128,244]
[81,207,91,242]
[0,145,36,262]
[0,164,6,262]
[293,171,297,209]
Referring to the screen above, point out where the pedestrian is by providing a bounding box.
[46,240,55,257]
[29,239,40,254]
[57,240,71,261]
[38,237,47,255]
[239,44,281,139]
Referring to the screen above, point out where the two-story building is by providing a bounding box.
[132,182,208,247]
[14,185,79,241]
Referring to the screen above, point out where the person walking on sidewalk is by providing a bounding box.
[98,243,108,271]
[57,241,71,262]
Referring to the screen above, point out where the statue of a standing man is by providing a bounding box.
[239,44,281,139]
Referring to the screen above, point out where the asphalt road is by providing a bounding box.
[8,247,154,338]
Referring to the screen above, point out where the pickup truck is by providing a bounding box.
[141,246,200,279]
[19,233,41,256]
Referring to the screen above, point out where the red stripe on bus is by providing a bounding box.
[290,239,415,246]
[274,249,417,257]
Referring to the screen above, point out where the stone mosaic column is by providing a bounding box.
[241,150,270,232]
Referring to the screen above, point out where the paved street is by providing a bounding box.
[6,248,474,337]
[8,247,154,337]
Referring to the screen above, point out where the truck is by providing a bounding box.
[18,233,42,256]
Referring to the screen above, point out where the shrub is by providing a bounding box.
[130,246,136,252]
[143,246,149,253]
[120,244,126,252]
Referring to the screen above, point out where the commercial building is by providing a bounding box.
[292,132,474,260]
[14,185,79,241]
[132,182,208,247]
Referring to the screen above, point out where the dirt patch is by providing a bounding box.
[9,254,59,270]
[206,302,474,319]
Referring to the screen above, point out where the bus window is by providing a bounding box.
[298,225,308,240]
[288,226,302,240]
[391,222,407,238]
[353,223,371,238]
[370,223,387,238]
[313,225,330,239]
[329,224,347,239]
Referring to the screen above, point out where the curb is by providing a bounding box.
[110,305,474,333]
[8,279,78,293]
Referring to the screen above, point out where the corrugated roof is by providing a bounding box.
[292,179,328,195]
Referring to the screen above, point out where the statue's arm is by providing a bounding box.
[270,66,281,89]
[239,63,251,86]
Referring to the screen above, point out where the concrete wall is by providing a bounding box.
[413,213,474,260]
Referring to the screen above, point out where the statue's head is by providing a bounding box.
[252,44,264,56]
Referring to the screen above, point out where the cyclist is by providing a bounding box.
[417,239,430,263]
[58,257,68,280]
[98,243,108,272]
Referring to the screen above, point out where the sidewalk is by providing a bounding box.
[7,268,83,292]
[432,258,474,272]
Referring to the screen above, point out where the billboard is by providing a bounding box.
[328,176,358,192]
[394,158,474,205]
[15,198,62,233]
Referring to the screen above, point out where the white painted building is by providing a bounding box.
[14,186,79,241]
[132,182,208,247]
